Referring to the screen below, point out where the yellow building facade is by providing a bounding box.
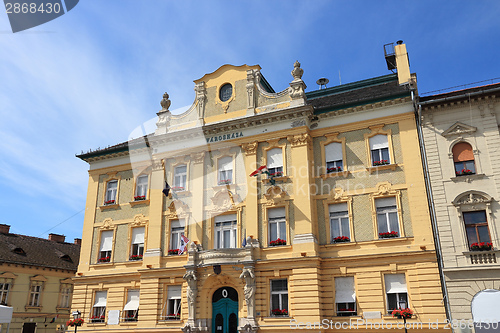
[74,43,447,333]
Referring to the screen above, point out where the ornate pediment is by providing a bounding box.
[132,214,148,226]
[441,122,477,137]
[167,200,190,218]
[100,218,114,230]
[209,189,241,213]
[374,182,398,196]
[328,187,349,202]
[453,191,493,206]
[263,186,288,205]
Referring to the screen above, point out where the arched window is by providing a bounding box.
[471,289,500,331]
[452,142,475,176]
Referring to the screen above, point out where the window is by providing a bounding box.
[376,197,400,238]
[325,142,343,173]
[59,284,72,308]
[105,180,118,204]
[268,207,286,246]
[28,282,43,306]
[329,203,350,242]
[99,230,113,263]
[385,274,408,314]
[370,135,390,166]
[170,219,185,254]
[218,156,233,185]
[219,83,233,102]
[123,290,139,322]
[130,227,145,260]
[214,214,237,249]
[135,175,148,200]
[453,142,476,176]
[335,277,356,316]
[270,279,288,316]
[0,281,11,305]
[91,291,107,323]
[463,211,491,247]
[173,165,187,190]
[267,148,283,176]
[163,285,181,320]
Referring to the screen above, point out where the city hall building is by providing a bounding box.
[73,42,447,333]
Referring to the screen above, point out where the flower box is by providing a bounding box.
[98,256,110,263]
[104,200,115,205]
[470,242,493,251]
[456,169,474,176]
[271,309,288,316]
[269,171,284,177]
[171,187,185,191]
[124,315,138,322]
[168,249,179,255]
[129,254,143,261]
[269,238,286,246]
[218,179,232,185]
[66,318,84,327]
[379,231,399,239]
[391,308,413,319]
[373,160,389,166]
[90,316,105,323]
[333,236,350,243]
[165,313,180,320]
[327,166,342,173]
[134,196,146,201]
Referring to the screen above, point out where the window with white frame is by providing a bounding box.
[99,230,113,263]
[163,285,182,320]
[91,291,107,322]
[170,219,185,254]
[370,135,390,166]
[123,289,140,322]
[28,282,43,306]
[59,284,72,308]
[130,227,145,260]
[267,148,283,176]
[0,280,11,305]
[268,207,286,246]
[384,274,408,314]
[218,156,233,185]
[335,276,356,316]
[105,180,118,204]
[135,175,148,200]
[173,165,187,190]
[329,203,350,242]
[214,214,237,249]
[270,279,288,316]
[376,197,400,238]
[325,142,343,173]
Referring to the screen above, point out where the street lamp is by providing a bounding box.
[398,300,408,333]
[71,311,81,333]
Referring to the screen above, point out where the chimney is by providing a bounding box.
[0,224,10,234]
[74,238,82,246]
[394,40,411,85]
[48,233,66,243]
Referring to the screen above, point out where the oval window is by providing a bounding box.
[219,84,233,102]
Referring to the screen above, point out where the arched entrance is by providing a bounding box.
[212,287,238,333]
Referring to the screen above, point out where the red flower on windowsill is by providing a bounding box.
[392,308,413,319]
[90,315,105,322]
[98,256,110,263]
[218,179,232,185]
[269,238,286,246]
[373,160,389,166]
[271,309,288,316]
[333,236,350,243]
[379,231,399,239]
[168,249,179,255]
[470,242,493,251]
[269,171,284,177]
[327,166,342,173]
[134,196,146,201]
[129,254,143,261]
[166,313,180,320]
[456,169,474,176]
[104,200,115,205]
[66,318,84,327]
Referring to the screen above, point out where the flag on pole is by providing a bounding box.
[163,181,179,200]
[50,315,59,323]
[249,165,269,177]
[178,234,190,255]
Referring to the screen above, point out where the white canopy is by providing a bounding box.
[268,207,285,219]
[100,231,113,252]
[0,305,13,324]
[132,227,144,244]
[215,214,237,223]
[218,156,232,171]
[385,274,407,293]
[123,290,140,311]
[267,148,283,168]
[167,285,182,299]
[369,135,389,150]
[335,277,355,303]
[94,291,107,307]
[325,142,342,162]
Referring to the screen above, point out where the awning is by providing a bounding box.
[123,290,140,311]
[0,305,13,324]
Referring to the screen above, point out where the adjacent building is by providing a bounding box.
[0,224,80,333]
[73,42,448,333]
[420,83,500,330]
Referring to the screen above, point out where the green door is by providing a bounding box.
[212,287,238,333]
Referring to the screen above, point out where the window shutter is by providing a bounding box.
[94,291,107,307]
[375,197,396,209]
[132,227,145,245]
[268,207,286,219]
[123,290,140,311]
[215,214,237,223]
[171,219,185,228]
[329,202,348,214]
[267,148,283,168]
[335,277,355,303]
[384,274,407,293]
[168,285,182,299]
[369,135,389,150]
[100,231,113,251]
[219,156,232,171]
[452,142,474,162]
[325,142,342,162]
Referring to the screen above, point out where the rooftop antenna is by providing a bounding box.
[316,78,329,90]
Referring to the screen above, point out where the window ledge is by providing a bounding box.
[172,190,190,197]
[463,250,499,264]
[320,171,349,179]
[129,199,150,207]
[367,164,398,174]
[25,306,42,311]
[263,176,289,184]
[213,184,236,191]
[98,203,119,211]
[451,173,484,182]
[56,307,70,312]
[263,244,292,250]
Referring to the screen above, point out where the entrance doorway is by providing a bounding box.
[212,287,238,333]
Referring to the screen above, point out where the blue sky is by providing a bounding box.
[1,0,499,242]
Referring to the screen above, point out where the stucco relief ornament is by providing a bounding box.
[242,141,258,155]
[239,267,256,308]
[289,61,307,102]
[156,92,172,131]
[291,60,304,80]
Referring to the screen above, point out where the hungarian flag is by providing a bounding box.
[249,165,269,177]
[178,234,190,255]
